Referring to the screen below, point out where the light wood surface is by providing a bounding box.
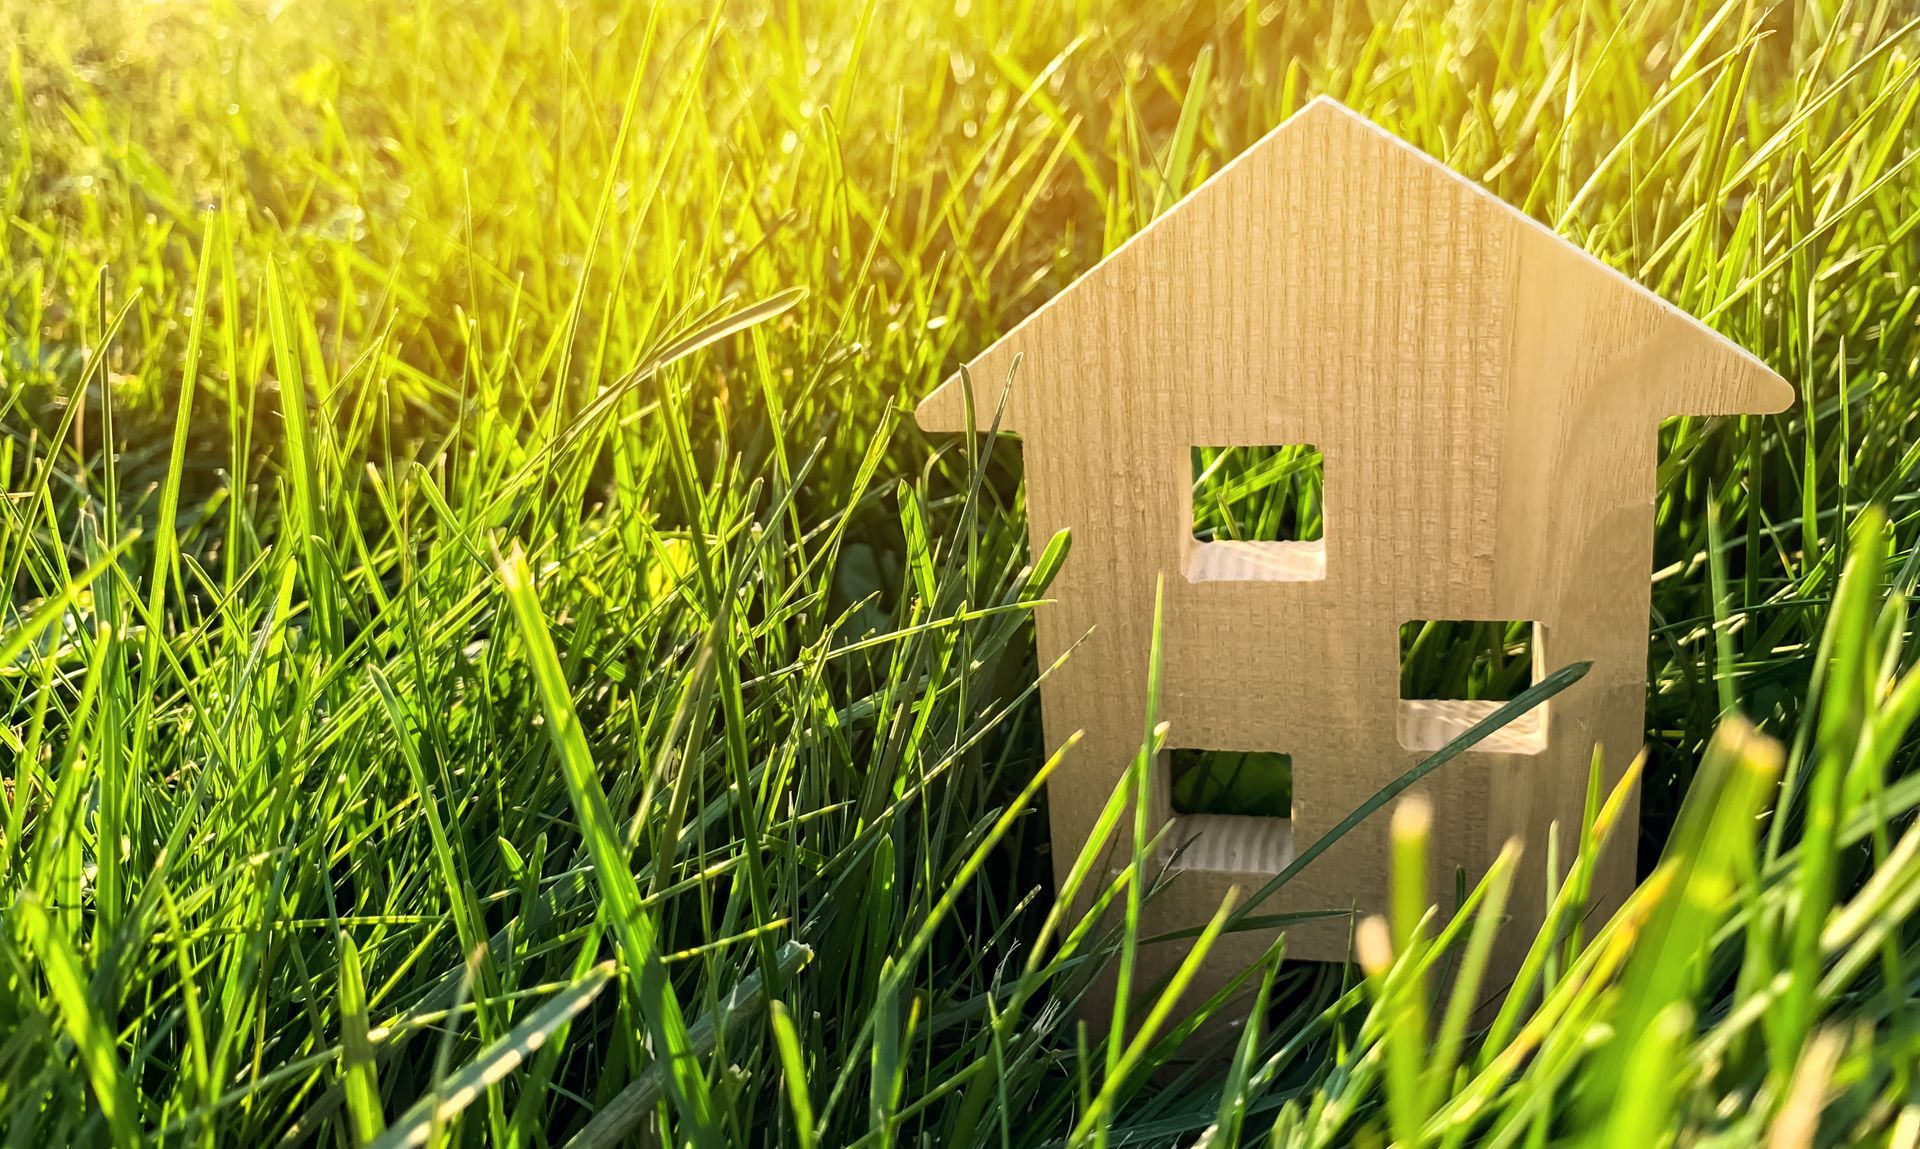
[918,97,1790,1015]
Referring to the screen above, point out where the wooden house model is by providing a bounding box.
[916,98,1791,991]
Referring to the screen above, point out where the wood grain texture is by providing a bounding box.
[917,98,1791,1015]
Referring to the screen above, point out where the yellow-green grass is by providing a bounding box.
[3,0,1918,1144]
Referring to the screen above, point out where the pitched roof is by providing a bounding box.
[917,97,1790,434]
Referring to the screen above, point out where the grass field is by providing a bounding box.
[4,0,1920,1144]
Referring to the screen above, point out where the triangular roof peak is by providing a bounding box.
[918,96,1789,433]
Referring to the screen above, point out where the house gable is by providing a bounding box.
[914,97,1790,437]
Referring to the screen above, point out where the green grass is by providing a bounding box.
[1170,748,1295,820]
[1191,444,1325,543]
[3,0,1919,1144]
[1399,620,1536,703]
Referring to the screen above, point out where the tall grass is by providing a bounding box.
[2,0,1918,1143]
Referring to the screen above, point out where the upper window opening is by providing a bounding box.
[1187,445,1326,583]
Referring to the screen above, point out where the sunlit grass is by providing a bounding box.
[3,0,1919,1144]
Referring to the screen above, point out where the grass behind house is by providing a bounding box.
[3,0,1919,1144]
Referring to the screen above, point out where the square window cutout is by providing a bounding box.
[1187,445,1326,583]
[1171,748,1293,819]
[1397,620,1548,755]
[1163,748,1296,875]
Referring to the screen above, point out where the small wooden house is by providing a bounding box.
[916,98,1790,992]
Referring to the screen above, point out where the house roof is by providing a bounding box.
[916,96,1791,435]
